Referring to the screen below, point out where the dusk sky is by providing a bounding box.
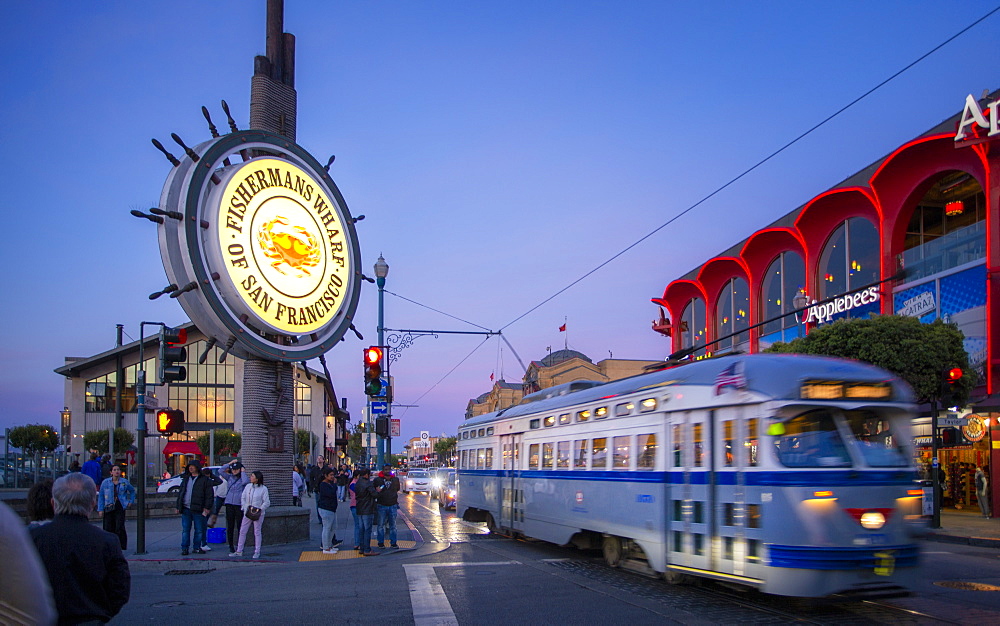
[1,2,998,446]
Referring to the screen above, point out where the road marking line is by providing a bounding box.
[404,561,520,626]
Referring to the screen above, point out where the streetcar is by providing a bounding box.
[455,353,923,597]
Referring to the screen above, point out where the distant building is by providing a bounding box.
[55,323,348,478]
[465,349,661,419]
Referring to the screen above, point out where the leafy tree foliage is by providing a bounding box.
[347,422,366,463]
[8,424,59,455]
[434,436,457,463]
[194,429,241,458]
[765,316,974,406]
[294,428,317,456]
[83,427,135,455]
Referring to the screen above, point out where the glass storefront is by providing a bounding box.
[759,251,806,348]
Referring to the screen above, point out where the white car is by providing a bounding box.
[403,469,431,493]
[157,466,225,493]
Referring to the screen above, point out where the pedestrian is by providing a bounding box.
[1,500,57,625]
[100,454,113,482]
[292,465,305,507]
[220,459,249,556]
[348,472,361,551]
[98,464,136,551]
[355,468,379,556]
[208,465,229,529]
[175,460,220,556]
[26,478,55,530]
[81,453,102,487]
[310,457,328,522]
[234,470,270,559]
[68,459,81,473]
[337,464,350,502]
[976,464,991,518]
[374,463,401,549]
[30,473,130,624]
[318,467,343,554]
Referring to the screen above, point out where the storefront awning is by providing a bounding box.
[162,441,203,458]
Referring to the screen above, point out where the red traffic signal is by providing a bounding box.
[364,346,383,365]
[156,409,185,435]
[364,346,384,396]
[946,367,963,383]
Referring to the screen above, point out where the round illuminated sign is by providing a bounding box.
[963,414,987,442]
[157,131,361,361]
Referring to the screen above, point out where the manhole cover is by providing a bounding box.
[934,581,1000,591]
[164,569,215,576]
[151,601,185,607]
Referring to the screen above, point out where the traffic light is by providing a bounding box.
[375,417,389,437]
[156,409,185,435]
[364,346,383,396]
[158,326,188,384]
[942,367,963,406]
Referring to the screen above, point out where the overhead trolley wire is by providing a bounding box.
[498,5,1000,333]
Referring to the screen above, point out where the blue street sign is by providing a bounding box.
[371,401,388,415]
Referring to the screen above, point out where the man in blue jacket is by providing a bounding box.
[81,453,102,488]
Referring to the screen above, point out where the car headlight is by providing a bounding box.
[407,480,413,486]
[448,489,456,498]
[431,478,442,488]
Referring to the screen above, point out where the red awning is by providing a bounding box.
[162,441,203,459]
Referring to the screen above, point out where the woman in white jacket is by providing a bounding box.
[232,470,270,559]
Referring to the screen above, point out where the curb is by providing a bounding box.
[924,532,1000,549]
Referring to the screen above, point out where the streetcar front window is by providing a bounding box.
[843,409,909,467]
[773,409,851,468]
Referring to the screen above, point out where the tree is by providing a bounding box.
[765,316,975,406]
[434,437,457,466]
[83,428,135,456]
[295,428,317,458]
[8,424,59,484]
[347,423,366,465]
[194,429,241,459]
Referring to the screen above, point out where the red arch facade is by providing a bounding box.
[652,123,1000,398]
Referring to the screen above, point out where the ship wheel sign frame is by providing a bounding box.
[156,130,362,362]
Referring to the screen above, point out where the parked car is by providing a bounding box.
[156,465,224,493]
[438,471,457,510]
[403,469,431,494]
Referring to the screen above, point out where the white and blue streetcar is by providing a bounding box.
[456,353,923,597]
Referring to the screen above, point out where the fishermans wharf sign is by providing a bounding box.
[157,130,361,361]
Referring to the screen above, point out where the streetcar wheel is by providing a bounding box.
[602,535,624,568]
[485,513,498,533]
[662,570,691,585]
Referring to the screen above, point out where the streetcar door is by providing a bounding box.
[500,433,523,532]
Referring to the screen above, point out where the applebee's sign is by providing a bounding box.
[802,286,879,325]
[955,93,1000,142]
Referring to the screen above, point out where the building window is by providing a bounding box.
[759,251,806,348]
[715,278,750,353]
[679,298,707,357]
[903,171,986,281]
[85,358,155,413]
[817,217,880,321]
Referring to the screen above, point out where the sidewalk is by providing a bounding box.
[121,494,423,565]
[925,507,1000,549]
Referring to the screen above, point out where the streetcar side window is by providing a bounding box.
[747,503,761,528]
[693,423,704,467]
[559,413,571,425]
[573,440,588,469]
[613,435,630,469]
[595,406,608,419]
[672,424,682,467]
[529,444,540,469]
[557,441,570,468]
[843,409,909,467]
[478,429,485,437]
[672,500,682,521]
[460,450,466,468]
[615,402,633,416]
[773,410,851,468]
[637,433,657,469]
[477,449,486,469]
[592,438,608,469]
[485,447,493,469]
[542,443,554,469]
[576,410,590,423]
[640,398,657,412]
[502,444,511,468]
[745,418,759,467]
[514,442,520,465]
[723,421,734,467]
[543,415,555,427]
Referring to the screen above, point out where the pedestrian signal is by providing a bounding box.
[158,326,188,384]
[375,417,389,437]
[156,409,185,435]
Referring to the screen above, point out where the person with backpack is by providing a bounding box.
[354,468,379,556]
[373,464,401,549]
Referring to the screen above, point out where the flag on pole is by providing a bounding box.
[490,372,494,381]
[714,361,746,395]
[559,323,566,332]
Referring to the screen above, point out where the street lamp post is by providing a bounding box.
[374,255,389,468]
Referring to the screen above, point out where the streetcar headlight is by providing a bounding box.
[859,511,886,530]
[431,478,442,488]
[448,489,456,498]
